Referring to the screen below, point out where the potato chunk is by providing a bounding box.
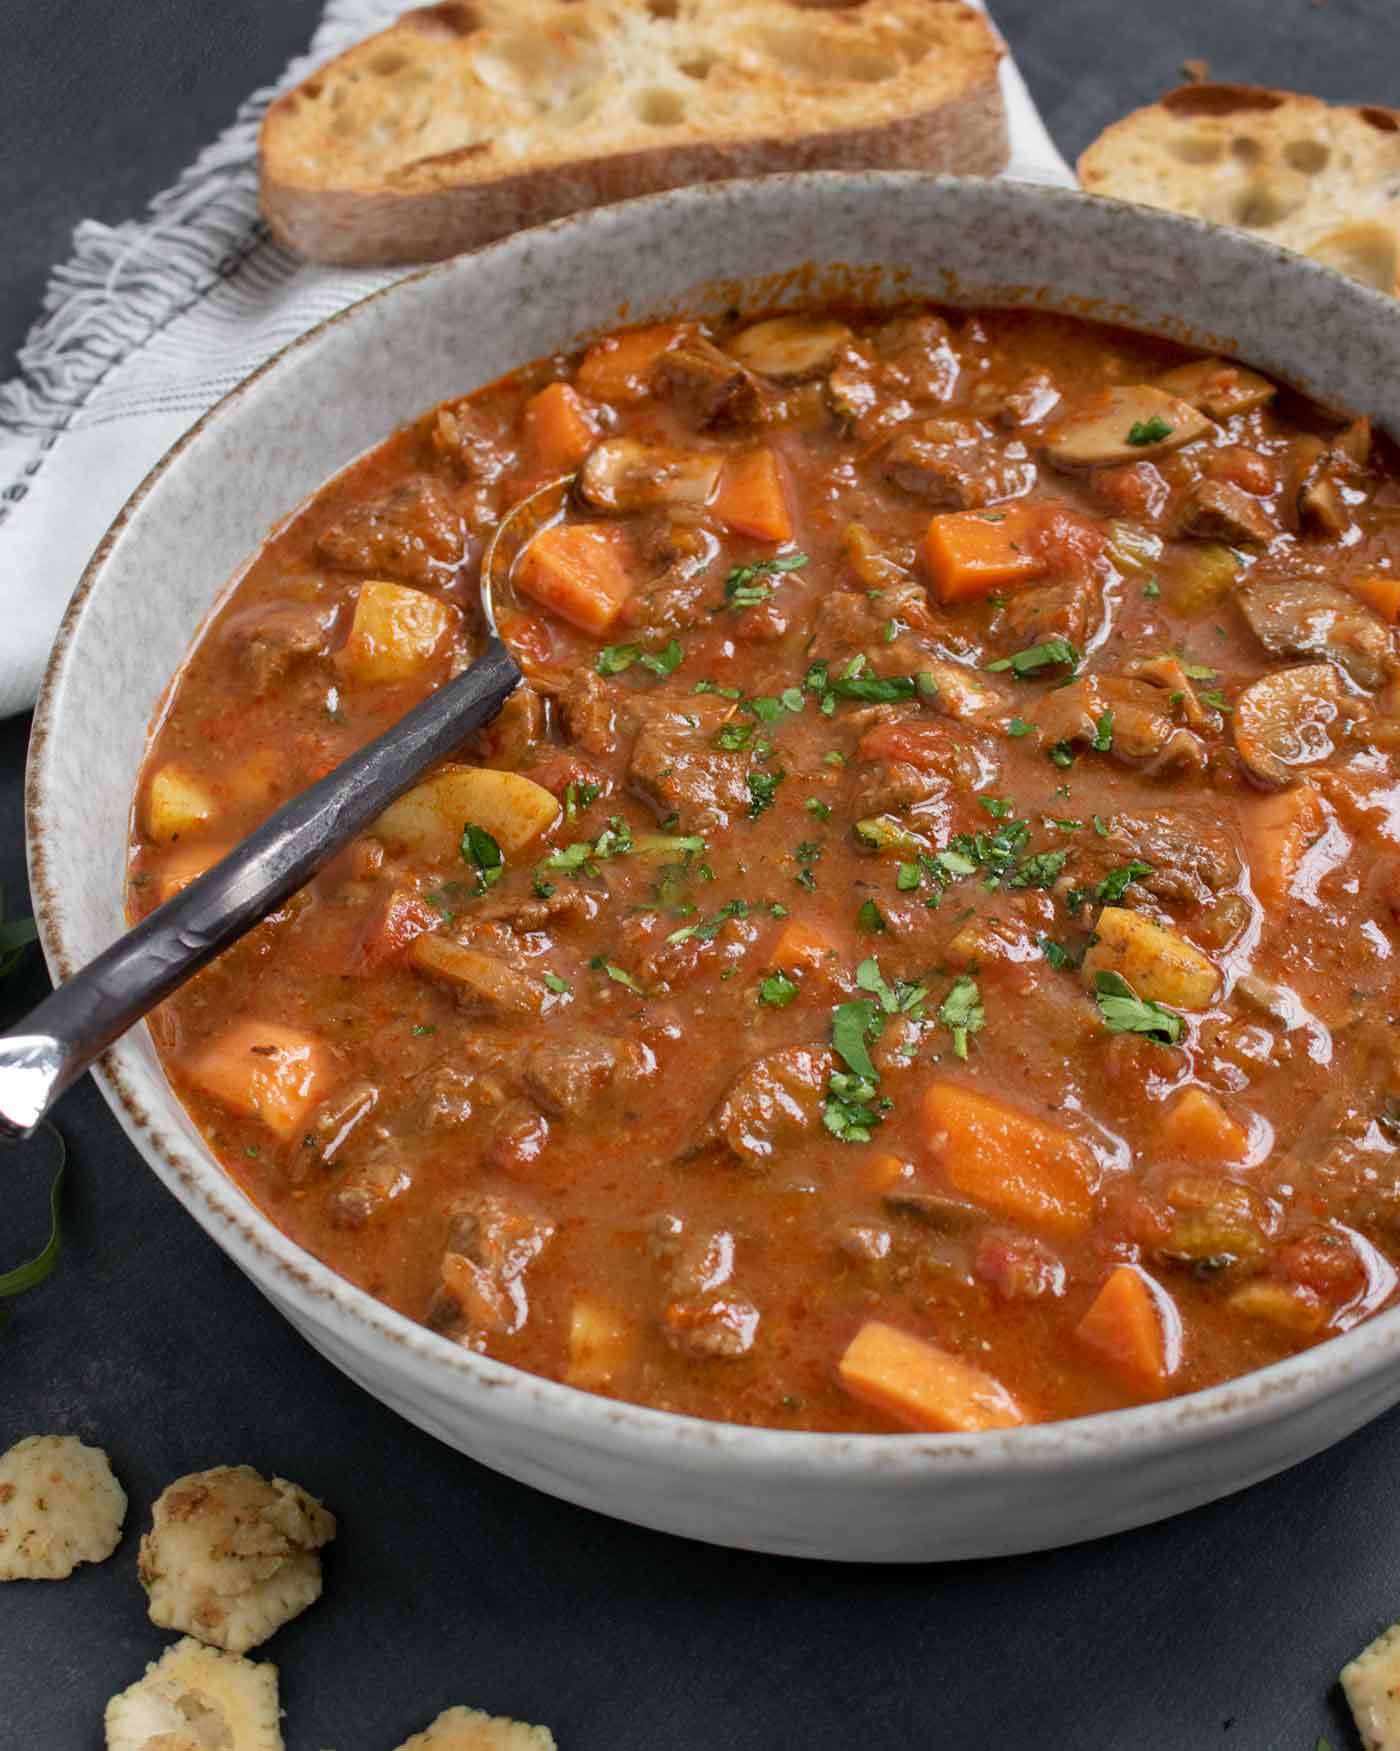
[1043,385,1211,469]
[138,1466,335,1655]
[375,763,559,861]
[336,579,456,684]
[391,1704,557,1751]
[182,1021,332,1141]
[0,1434,126,1581]
[566,1298,634,1390]
[147,764,217,844]
[1083,907,1220,1009]
[105,1636,281,1751]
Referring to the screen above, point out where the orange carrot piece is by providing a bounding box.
[155,843,228,906]
[1161,1087,1251,1167]
[838,1320,1026,1433]
[1074,1265,1176,1396]
[713,448,794,543]
[515,522,637,634]
[1348,572,1400,623]
[924,503,1044,604]
[183,1020,331,1141]
[770,917,837,972]
[860,1152,912,1195]
[522,381,597,473]
[922,1080,1097,1237]
[1245,782,1327,908]
[575,323,686,402]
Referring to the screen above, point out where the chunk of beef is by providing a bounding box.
[477,884,598,934]
[918,659,1008,725]
[316,476,465,584]
[709,1045,834,1170]
[628,701,753,833]
[620,515,717,632]
[806,589,883,665]
[408,936,551,1017]
[882,418,1031,510]
[854,760,947,819]
[654,336,764,429]
[1037,676,1204,775]
[326,1137,411,1230]
[870,313,960,401]
[232,599,337,693]
[427,1189,555,1339]
[517,1030,651,1117]
[419,1064,507,1130]
[992,367,1061,428]
[661,1296,760,1359]
[1236,576,1391,690]
[1176,479,1278,546]
[467,684,542,769]
[290,1081,379,1186]
[996,577,1099,652]
[557,666,619,757]
[426,400,514,485]
[1103,812,1241,907]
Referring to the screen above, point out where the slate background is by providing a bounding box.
[3,3,1399,1746]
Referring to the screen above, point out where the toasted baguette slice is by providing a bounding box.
[259,0,1007,266]
[1079,84,1400,295]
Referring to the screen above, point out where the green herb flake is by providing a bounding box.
[829,673,918,704]
[1127,415,1172,446]
[590,957,645,996]
[747,769,785,819]
[938,975,985,1060]
[542,973,572,995]
[895,861,922,892]
[411,1024,437,1037]
[1093,969,1184,1044]
[1144,578,1161,599]
[1007,716,1034,738]
[724,550,809,609]
[986,638,1081,678]
[822,749,847,768]
[858,898,888,934]
[831,999,880,1082]
[804,798,833,822]
[759,971,800,1008]
[1091,709,1114,753]
[1200,687,1233,714]
[714,720,755,751]
[596,643,640,675]
[638,638,684,677]
[1095,860,1154,905]
[694,679,742,700]
[461,822,505,893]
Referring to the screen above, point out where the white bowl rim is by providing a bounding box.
[27,170,1400,1477]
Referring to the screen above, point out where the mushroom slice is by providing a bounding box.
[1233,662,1364,787]
[727,314,852,380]
[1156,358,1277,418]
[1235,576,1391,690]
[1043,386,1211,469]
[576,437,721,513]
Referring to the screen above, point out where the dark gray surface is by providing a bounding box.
[3,4,1399,1746]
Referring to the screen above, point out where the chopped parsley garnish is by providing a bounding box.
[1048,740,1076,769]
[411,1024,437,1037]
[667,898,785,946]
[724,550,809,608]
[1180,661,1217,680]
[895,861,922,892]
[714,720,754,751]
[596,638,683,677]
[830,673,918,703]
[822,959,923,1140]
[590,957,645,995]
[1007,716,1034,738]
[747,769,785,818]
[1038,936,1081,972]
[938,974,985,1060]
[759,971,799,1008]
[858,898,888,933]
[1008,849,1068,889]
[461,822,504,894]
[1095,860,1153,904]
[986,638,1081,678]
[1144,578,1161,599]
[831,998,880,1082]
[542,973,572,995]
[805,797,833,822]
[1200,688,1233,713]
[563,779,601,820]
[694,678,741,699]
[1127,415,1173,446]
[978,795,1015,819]
[1093,969,1184,1044]
[823,749,847,768]
[1092,709,1114,753]
[822,1071,887,1142]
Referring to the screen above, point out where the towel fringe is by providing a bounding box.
[0,0,401,440]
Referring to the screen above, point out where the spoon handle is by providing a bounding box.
[0,638,520,1141]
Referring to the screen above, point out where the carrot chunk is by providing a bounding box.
[515,522,637,634]
[1245,782,1327,908]
[1348,572,1400,623]
[924,503,1044,604]
[712,448,794,543]
[1161,1087,1252,1167]
[575,323,687,402]
[522,381,597,473]
[1074,1265,1177,1396]
[769,917,837,972]
[155,843,228,905]
[921,1080,1097,1236]
[860,1152,912,1195]
[183,1021,331,1141]
[838,1320,1026,1433]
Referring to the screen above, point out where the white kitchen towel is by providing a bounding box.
[0,0,1074,719]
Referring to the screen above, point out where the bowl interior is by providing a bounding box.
[27,172,1400,1466]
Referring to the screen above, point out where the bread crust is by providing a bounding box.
[259,0,1007,266]
[1079,83,1400,295]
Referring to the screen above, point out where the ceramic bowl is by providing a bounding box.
[27,175,1400,1561]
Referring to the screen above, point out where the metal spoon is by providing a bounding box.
[0,474,575,1141]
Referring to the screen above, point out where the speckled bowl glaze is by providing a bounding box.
[28,176,1400,1561]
